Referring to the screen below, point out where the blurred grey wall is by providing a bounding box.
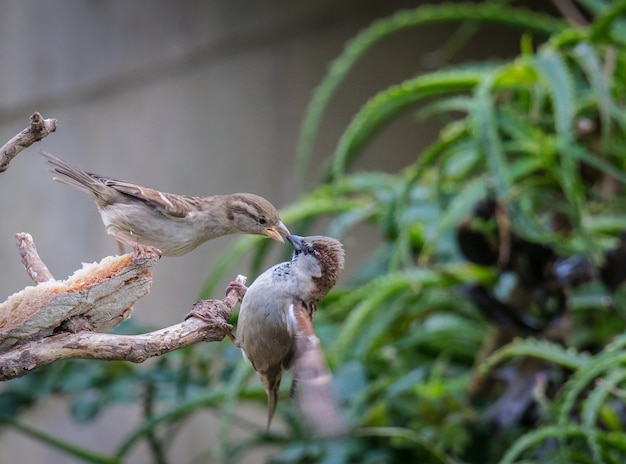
[0,1,526,462]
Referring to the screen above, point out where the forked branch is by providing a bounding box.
[0,233,245,381]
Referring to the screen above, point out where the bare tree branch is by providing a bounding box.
[0,232,248,380]
[0,245,158,354]
[0,275,246,381]
[15,232,55,283]
[0,112,58,173]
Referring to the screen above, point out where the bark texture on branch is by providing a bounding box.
[0,275,245,381]
[0,112,58,173]
[0,237,159,353]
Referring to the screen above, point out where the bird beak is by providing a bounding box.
[286,234,304,252]
[264,221,290,243]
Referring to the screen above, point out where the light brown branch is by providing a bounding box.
[15,232,55,283]
[0,248,158,353]
[0,275,246,381]
[551,0,588,26]
[0,112,58,173]
[495,202,511,269]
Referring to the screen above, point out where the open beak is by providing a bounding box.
[264,221,290,243]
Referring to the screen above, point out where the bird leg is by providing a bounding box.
[112,233,162,265]
[225,280,247,301]
[189,275,248,344]
[185,300,236,342]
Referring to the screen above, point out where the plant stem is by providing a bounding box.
[143,379,168,464]
[0,415,121,464]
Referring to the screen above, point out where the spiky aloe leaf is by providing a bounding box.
[478,338,590,379]
[297,4,566,180]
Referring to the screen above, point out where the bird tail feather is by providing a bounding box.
[261,371,282,432]
[41,151,108,199]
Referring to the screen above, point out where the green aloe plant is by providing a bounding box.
[203,1,626,462]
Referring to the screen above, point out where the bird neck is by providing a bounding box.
[198,195,240,239]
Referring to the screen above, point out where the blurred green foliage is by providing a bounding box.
[4,1,626,463]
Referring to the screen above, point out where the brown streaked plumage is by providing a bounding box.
[41,152,289,256]
[235,235,345,434]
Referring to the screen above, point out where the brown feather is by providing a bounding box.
[41,151,289,256]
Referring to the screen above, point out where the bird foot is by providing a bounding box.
[131,244,162,265]
[225,280,247,301]
[114,235,161,265]
[185,301,236,342]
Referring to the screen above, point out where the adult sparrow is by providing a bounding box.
[41,152,289,257]
[234,234,345,434]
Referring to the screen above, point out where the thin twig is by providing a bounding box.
[15,232,55,282]
[551,0,588,26]
[604,46,617,81]
[142,380,168,464]
[495,203,511,269]
[596,378,626,399]
[0,112,58,173]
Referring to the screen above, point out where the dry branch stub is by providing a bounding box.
[0,112,58,173]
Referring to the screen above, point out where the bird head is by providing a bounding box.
[227,193,289,242]
[286,235,345,299]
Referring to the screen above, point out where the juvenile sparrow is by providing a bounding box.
[41,152,289,256]
[234,234,345,433]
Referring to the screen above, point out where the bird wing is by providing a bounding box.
[290,301,347,438]
[93,175,191,218]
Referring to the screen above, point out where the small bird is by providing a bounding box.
[234,234,345,433]
[41,152,289,257]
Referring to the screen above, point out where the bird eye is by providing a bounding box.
[258,217,268,226]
